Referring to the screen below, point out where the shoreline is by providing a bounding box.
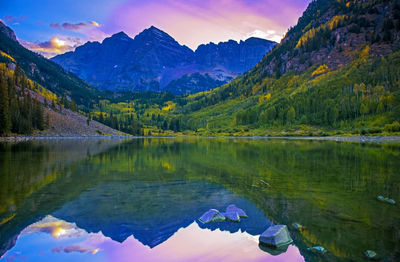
[1,135,400,143]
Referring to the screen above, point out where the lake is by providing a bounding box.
[0,138,399,261]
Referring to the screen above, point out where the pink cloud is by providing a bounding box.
[21,37,81,58]
[50,21,101,31]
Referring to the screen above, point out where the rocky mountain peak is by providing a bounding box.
[0,21,17,42]
[134,26,178,44]
[51,27,276,94]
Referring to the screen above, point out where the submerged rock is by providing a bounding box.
[307,246,327,254]
[258,243,290,256]
[364,250,378,260]
[199,209,225,223]
[226,204,248,218]
[222,211,240,222]
[377,195,396,204]
[259,225,293,247]
[291,222,303,231]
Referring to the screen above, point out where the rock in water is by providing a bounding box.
[199,209,225,223]
[226,204,248,218]
[377,195,396,204]
[258,243,289,256]
[223,211,240,222]
[364,250,378,260]
[307,246,327,254]
[259,225,293,247]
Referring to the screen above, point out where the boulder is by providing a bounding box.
[222,211,240,222]
[377,195,396,204]
[226,204,248,218]
[199,209,225,224]
[258,243,289,256]
[259,225,293,247]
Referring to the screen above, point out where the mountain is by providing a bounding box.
[195,37,275,73]
[0,22,17,42]
[52,27,276,94]
[53,180,271,248]
[163,0,400,135]
[0,21,124,136]
[0,21,99,105]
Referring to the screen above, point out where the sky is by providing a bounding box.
[0,0,311,58]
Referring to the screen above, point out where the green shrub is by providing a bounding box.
[384,121,400,132]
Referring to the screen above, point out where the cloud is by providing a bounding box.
[50,21,101,31]
[90,21,100,27]
[3,15,26,24]
[245,29,282,43]
[52,245,99,254]
[21,215,87,238]
[21,36,84,58]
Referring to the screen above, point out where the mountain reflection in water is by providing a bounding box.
[4,215,303,262]
[0,138,399,261]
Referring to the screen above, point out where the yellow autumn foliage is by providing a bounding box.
[259,93,272,103]
[296,15,348,48]
[312,64,329,77]
[0,51,15,62]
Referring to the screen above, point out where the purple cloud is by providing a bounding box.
[3,15,26,23]
[50,21,100,31]
[52,245,99,254]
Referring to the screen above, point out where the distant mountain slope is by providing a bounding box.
[0,22,125,136]
[257,0,400,77]
[0,60,123,137]
[52,27,276,94]
[195,37,275,73]
[0,21,99,106]
[156,0,400,135]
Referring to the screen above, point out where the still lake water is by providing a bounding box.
[0,138,399,262]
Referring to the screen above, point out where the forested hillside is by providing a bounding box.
[0,21,99,107]
[0,62,124,137]
[0,63,45,135]
[103,0,399,136]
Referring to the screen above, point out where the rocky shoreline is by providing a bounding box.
[1,135,400,143]
[0,135,131,143]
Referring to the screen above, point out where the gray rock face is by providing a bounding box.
[259,225,293,247]
[51,26,276,94]
[199,209,225,224]
[195,37,275,74]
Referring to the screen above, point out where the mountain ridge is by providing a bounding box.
[51,26,276,94]
[0,21,99,105]
[168,0,400,135]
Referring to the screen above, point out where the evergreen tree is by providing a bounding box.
[286,107,296,125]
[0,77,10,134]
